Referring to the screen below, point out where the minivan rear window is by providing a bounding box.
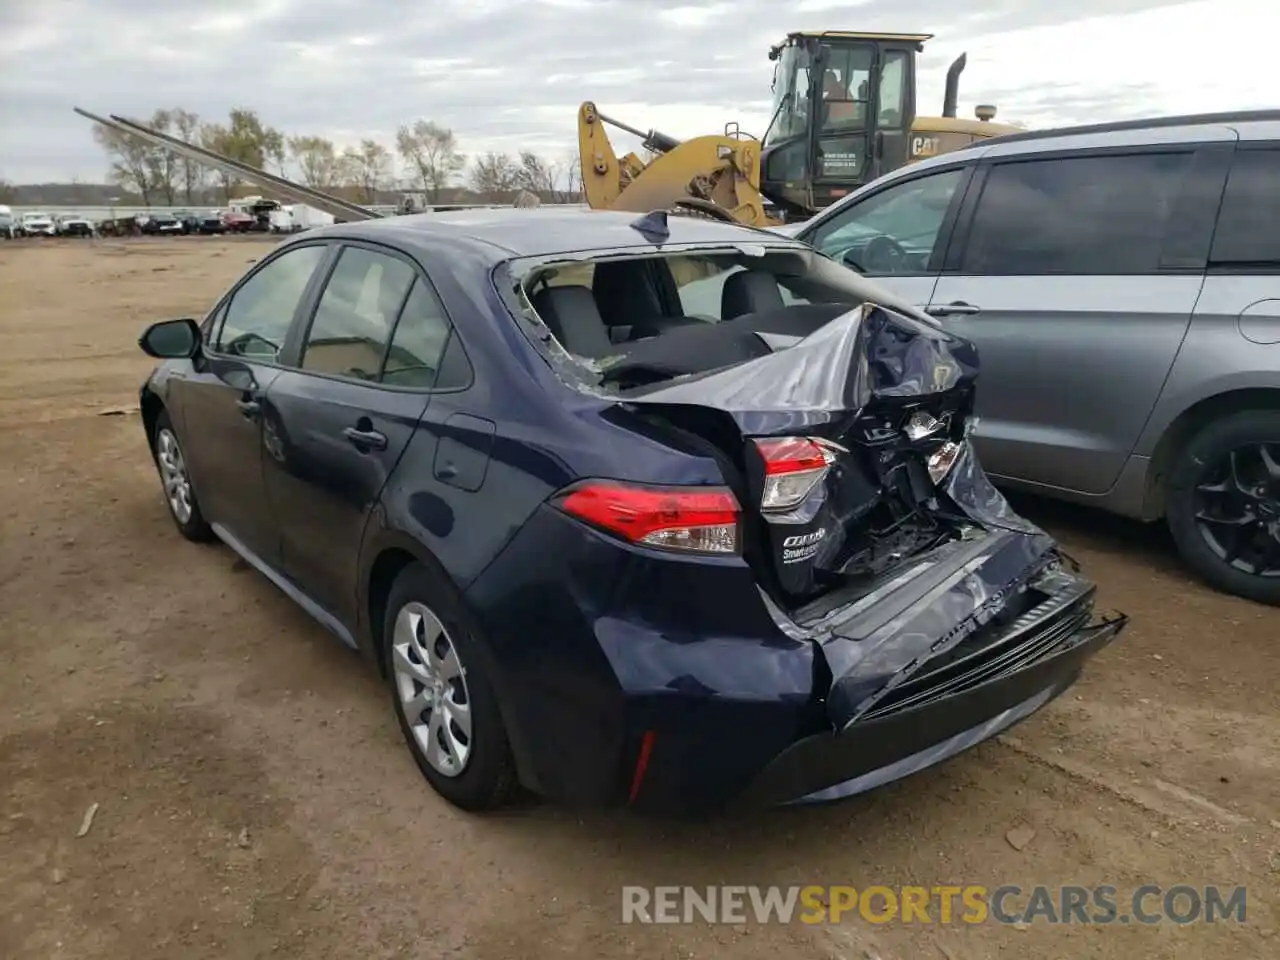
[1210,148,1280,266]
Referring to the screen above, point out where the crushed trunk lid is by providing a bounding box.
[622,301,1063,729]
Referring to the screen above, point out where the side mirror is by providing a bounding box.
[139,317,201,359]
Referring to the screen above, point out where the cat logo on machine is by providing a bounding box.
[782,527,827,564]
[910,135,941,158]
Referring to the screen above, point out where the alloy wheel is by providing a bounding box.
[1192,443,1280,578]
[155,428,194,524]
[391,601,473,777]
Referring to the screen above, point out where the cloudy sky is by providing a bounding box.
[1,0,1275,183]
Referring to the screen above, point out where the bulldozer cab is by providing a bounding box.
[762,31,927,217]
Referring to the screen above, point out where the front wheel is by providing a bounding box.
[151,410,215,542]
[1166,410,1280,605]
[383,562,518,810]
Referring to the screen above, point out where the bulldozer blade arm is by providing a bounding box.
[73,108,381,222]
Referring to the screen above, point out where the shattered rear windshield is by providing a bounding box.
[494,241,936,393]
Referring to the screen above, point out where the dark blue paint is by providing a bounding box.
[138,209,1127,815]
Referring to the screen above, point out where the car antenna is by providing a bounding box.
[629,210,670,243]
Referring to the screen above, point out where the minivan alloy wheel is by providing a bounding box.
[155,427,193,524]
[1192,442,1280,577]
[391,601,472,777]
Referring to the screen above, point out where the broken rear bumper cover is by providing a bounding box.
[648,538,1127,814]
[739,609,1124,809]
[468,509,1128,816]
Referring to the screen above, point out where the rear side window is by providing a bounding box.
[1211,148,1280,266]
[962,152,1193,275]
[382,279,458,389]
[301,246,416,381]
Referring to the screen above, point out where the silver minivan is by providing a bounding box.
[786,110,1280,605]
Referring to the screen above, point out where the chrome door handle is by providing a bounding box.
[925,301,981,317]
[343,426,388,452]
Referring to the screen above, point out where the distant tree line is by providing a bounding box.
[68,106,583,207]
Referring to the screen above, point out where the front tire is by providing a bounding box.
[1166,410,1280,605]
[151,410,215,542]
[383,562,517,810]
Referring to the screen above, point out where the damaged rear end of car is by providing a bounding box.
[486,228,1128,814]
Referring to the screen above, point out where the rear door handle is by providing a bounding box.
[925,301,981,317]
[343,426,388,452]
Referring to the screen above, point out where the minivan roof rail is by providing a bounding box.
[974,108,1280,148]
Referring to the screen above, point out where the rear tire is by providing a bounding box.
[1166,410,1280,606]
[383,561,518,811]
[151,410,215,542]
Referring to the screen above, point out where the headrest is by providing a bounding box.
[721,269,785,320]
[529,285,614,358]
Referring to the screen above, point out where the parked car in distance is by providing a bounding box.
[141,213,184,236]
[171,211,202,234]
[221,210,255,233]
[56,215,95,237]
[135,208,1126,815]
[0,205,15,239]
[18,211,56,237]
[196,210,227,235]
[785,110,1280,606]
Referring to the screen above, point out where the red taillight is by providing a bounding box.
[756,437,830,475]
[553,481,740,554]
[753,437,837,511]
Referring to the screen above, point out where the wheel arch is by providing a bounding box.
[360,529,542,793]
[1144,387,1280,517]
[140,385,165,452]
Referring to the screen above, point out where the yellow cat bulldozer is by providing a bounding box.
[578,31,1021,226]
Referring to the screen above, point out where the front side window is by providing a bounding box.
[301,246,416,381]
[215,244,327,360]
[1210,147,1280,266]
[962,151,1193,275]
[807,167,967,275]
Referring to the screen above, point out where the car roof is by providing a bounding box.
[800,108,1280,227]
[965,108,1280,151]
[307,207,796,258]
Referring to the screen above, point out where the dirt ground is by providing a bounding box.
[1,238,1276,960]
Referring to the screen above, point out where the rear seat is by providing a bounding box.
[529,285,615,358]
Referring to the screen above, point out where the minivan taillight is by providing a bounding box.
[553,481,740,554]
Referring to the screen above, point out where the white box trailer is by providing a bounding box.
[270,204,336,233]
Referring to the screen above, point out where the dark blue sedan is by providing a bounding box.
[136,207,1127,815]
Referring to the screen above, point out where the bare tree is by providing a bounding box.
[561,150,583,203]
[170,108,206,205]
[396,120,465,203]
[199,108,286,202]
[288,135,345,190]
[262,128,287,175]
[0,178,16,204]
[144,109,180,205]
[92,122,154,205]
[345,139,393,203]
[514,151,560,199]
[470,152,520,200]
[198,123,237,202]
